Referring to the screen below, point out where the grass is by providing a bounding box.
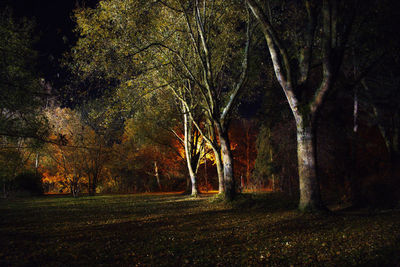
[0,193,399,266]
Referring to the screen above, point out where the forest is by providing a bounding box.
[1,0,400,265]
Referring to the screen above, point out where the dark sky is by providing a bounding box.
[3,0,98,80]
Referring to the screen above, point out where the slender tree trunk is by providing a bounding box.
[206,118,224,193]
[183,103,199,197]
[349,88,361,206]
[154,161,162,191]
[35,153,39,176]
[216,123,236,201]
[89,174,96,196]
[296,117,324,211]
[204,157,208,192]
[212,147,224,193]
[88,175,93,196]
[268,145,275,191]
[71,180,76,198]
[92,176,96,195]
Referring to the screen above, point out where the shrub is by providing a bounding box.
[13,171,44,196]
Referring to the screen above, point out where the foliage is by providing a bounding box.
[0,7,49,197]
[0,193,399,265]
[104,117,186,193]
[0,7,47,139]
[42,107,110,196]
[253,85,298,193]
[12,171,43,196]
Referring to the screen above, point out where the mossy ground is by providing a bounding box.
[0,193,399,266]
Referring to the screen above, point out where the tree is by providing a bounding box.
[247,0,359,211]
[71,0,252,200]
[43,107,110,196]
[0,8,48,196]
[159,1,251,200]
[0,7,47,140]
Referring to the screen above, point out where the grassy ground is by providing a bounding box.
[0,193,399,266]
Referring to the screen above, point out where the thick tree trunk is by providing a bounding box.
[187,157,199,197]
[296,118,324,211]
[183,175,191,195]
[217,124,236,201]
[189,170,198,197]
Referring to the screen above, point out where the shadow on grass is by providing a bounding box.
[1,193,400,266]
[216,192,298,213]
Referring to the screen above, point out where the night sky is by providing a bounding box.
[2,0,98,80]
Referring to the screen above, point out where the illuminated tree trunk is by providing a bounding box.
[183,103,199,197]
[154,161,162,191]
[71,175,79,198]
[212,146,224,193]
[295,116,323,211]
[247,0,352,211]
[348,87,361,206]
[216,122,235,201]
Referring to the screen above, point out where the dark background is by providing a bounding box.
[1,0,98,81]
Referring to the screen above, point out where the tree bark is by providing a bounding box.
[184,175,191,194]
[216,123,235,200]
[212,146,224,193]
[183,103,199,197]
[154,161,162,191]
[296,117,324,211]
[89,174,97,196]
[187,156,200,197]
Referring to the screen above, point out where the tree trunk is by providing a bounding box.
[204,157,208,192]
[154,161,162,191]
[348,89,361,206]
[88,175,93,196]
[93,176,97,195]
[89,175,96,196]
[217,123,236,201]
[183,103,199,197]
[189,172,198,197]
[184,175,191,195]
[296,117,324,211]
[188,158,199,197]
[212,147,224,193]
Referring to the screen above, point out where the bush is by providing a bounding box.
[13,171,44,196]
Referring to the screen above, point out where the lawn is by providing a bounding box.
[0,193,399,266]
